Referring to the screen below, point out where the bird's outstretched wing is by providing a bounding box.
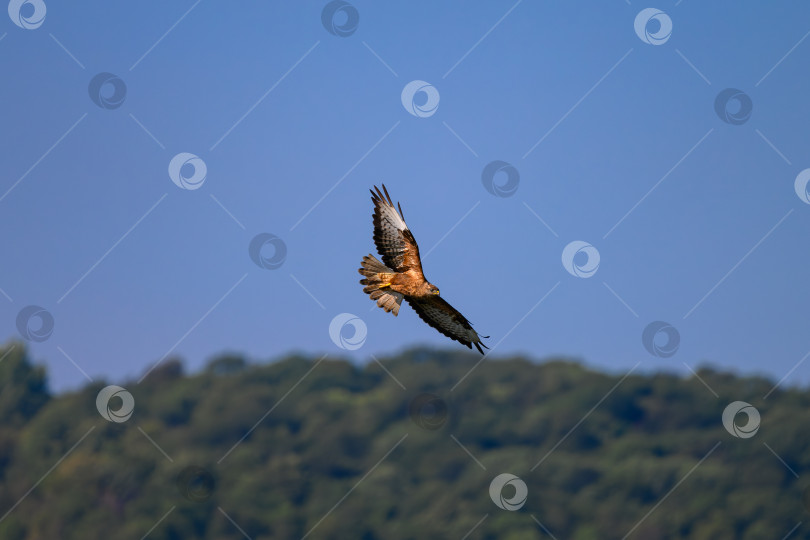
[407,296,489,354]
[371,185,425,275]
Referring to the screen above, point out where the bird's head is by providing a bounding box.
[428,284,440,296]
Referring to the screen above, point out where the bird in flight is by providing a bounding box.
[359,185,489,354]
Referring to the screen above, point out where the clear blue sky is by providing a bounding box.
[2,1,809,391]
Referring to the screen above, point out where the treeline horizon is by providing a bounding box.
[0,342,808,539]
[19,341,800,397]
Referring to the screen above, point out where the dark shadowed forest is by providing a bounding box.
[0,342,808,539]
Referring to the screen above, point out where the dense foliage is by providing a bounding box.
[0,342,807,539]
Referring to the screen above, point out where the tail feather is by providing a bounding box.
[359,254,392,274]
[358,255,403,316]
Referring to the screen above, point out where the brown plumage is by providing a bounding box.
[358,185,489,354]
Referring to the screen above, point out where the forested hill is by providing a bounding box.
[0,342,808,539]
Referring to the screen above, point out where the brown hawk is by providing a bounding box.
[359,185,489,354]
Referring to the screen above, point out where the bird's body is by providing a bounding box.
[359,185,488,354]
